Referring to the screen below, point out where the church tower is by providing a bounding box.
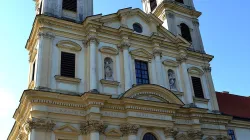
[142,0,205,52]
[35,0,93,21]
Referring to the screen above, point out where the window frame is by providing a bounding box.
[191,76,205,98]
[59,50,77,78]
[134,59,150,85]
[133,23,143,33]
[180,23,192,43]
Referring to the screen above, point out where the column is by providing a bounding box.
[35,32,54,90]
[202,66,219,110]
[88,35,99,93]
[120,41,132,91]
[153,49,164,86]
[120,123,140,140]
[26,119,55,140]
[178,54,193,104]
[164,127,178,140]
[80,120,106,140]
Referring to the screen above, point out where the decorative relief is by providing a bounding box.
[202,66,212,72]
[26,119,55,132]
[17,131,26,140]
[56,40,82,52]
[126,106,173,114]
[80,120,107,134]
[174,119,194,125]
[120,123,140,136]
[129,92,169,102]
[127,112,172,121]
[216,135,231,140]
[101,111,126,118]
[48,107,86,116]
[164,127,178,138]
[175,132,188,140]
[86,34,99,44]
[177,53,188,63]
[187,129,203,140]
[152,48,162,57]
[118,40,131,50]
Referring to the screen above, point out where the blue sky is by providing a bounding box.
[0,0,249,139]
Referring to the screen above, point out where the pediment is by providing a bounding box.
[56,40,82,52]
[54,124,79,135]
[162,59,179,67]
[99,46,118,55]
[105,129,122,137]
[122,84,184,105]
[130,48,153,60]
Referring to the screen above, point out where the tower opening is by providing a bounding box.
[150,0,157,12]
[175,0,184,4]
[62,0,77,12]
[180,23,192,42]
[143,133,157,140]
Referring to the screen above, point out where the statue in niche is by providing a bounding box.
[168,69,177,91]
[104,57,113,81]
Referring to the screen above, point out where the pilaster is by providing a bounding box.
[35,32,54,90]
[80,120,106,140]
[153,47,164,86]
[120,123,140,140]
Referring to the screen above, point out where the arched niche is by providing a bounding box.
[122,84,184,105]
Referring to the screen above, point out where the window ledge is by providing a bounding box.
[100,79,120,87]
[193,97,209,103]
[55,75,81,84]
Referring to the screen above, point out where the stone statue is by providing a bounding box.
[168,70,177,91]
[104,57,113,80]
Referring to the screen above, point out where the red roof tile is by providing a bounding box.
[216,92,250,119]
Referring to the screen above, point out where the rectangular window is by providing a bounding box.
[228,129,236,140]
[31,61,36,81]
[135,60,150,85]
[62,0,77,12]
[60,52,75,78]
[150,0,157,11]
[191,76,204,98]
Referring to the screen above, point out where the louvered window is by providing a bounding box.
[175,0,184,4]
[62,0,77,12]
[191,77,204,98]
[228,129,236,140]
[60,52,75,78]
[180,23,192,42]
[31,61,36,81]
[150,0,157,11]
[135,60,150,85]
[39,2,42,14]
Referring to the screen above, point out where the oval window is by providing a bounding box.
[133,23,143,33]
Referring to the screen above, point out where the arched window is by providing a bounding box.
[150,0,157,11]
[104,57,113,81]
[133,23,143,33]
[143,133,157,140]
[180,23,192,42]
[175,0,184,4]
[168,69,177,91]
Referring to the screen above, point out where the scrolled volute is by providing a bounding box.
[26,119,55,132]
[120,123,140,136]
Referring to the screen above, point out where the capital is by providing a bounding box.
[118,40,131,50]
[25,119,55,132]
[80,120,106,134]
[120,123,140,136]
[164,127,178,138]
[38,32,55,39]
[202,66,212,72]
[167,12,175,19]
[86,34,99,44]
[192,20,200,27]
[152,48,162,57]
[187,129,203,140]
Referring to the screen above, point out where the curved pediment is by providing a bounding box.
[56,40,82,52]
[188,66,204,76]
[162,59,179,67]
[122,84,184,105]
[99,46,118,55]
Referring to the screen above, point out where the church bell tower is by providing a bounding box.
[142,0,205,53]
[35,0,93,22]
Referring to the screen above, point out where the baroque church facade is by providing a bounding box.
[8,0,242,140]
